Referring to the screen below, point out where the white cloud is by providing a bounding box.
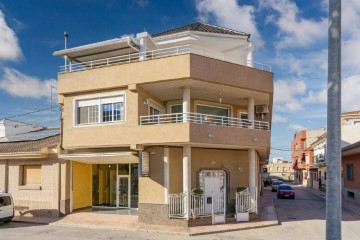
[274,79,306,112]
[302,89,327,104]
[133,0,149,8]
[0,10,22,61]
[272,114,287,123]
[342,75,360,112]
[288,124,306,132]
[261,0,327,49]
[195,0,264,47]
[0,68,57,99]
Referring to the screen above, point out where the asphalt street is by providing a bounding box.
[1,186,359,240]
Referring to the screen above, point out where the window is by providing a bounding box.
[324,171,327,180]
[346,164,354,181]
[197,104,229,117]
[20,165,41,186]
[149,106,160,116]
[268,167,272,171]
[75,95,125,125]
[283,167,287,172]
[289,167,291,171]
[196,104,230,125]
[170,104,182,114]
[277,167,280,171]
[0,196,12,207]
[347,191,355,199]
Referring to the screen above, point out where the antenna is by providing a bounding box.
[64,32,69,49]
[64,32,69,70]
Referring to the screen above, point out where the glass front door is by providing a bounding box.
[92,163,138,208]
[118,176,129,208]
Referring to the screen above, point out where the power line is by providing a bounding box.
[0,106,60,120]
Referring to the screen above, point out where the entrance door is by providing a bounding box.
[117,176,129,208]
[199,170,226,215]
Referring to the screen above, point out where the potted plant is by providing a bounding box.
[191,187,203,195]
[236,186,247,193]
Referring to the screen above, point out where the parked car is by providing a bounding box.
[277,185,295,199]
[0,192,14,223]
[271,181,283,192]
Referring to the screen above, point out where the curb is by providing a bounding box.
[302,187,360,217]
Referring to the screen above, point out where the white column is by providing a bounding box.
[182,86,190,122]
[248,97,255,128]
[248,148,256,190]
[139,38,147,61]
[164,147,169,204]
[183,145,191,219]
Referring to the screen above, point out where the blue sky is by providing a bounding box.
[0,0,360,161]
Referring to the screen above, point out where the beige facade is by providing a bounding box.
[54,23,273,226]
[0,131,69,218]
[265,162,294,181]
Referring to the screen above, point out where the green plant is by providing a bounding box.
[191,187,203,195]
[236,186,247,192]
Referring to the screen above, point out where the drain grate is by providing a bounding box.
[288,217,297,219]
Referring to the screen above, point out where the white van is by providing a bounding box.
[0,192,14,223]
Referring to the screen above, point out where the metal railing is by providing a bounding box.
[235,187,257,214]
[59,45,271,73]
[139,112,270,130]
[168,192,187,217]
[169,192,225,218]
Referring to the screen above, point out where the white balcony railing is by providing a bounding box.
[139,112,270,130]
[59,45,271,73]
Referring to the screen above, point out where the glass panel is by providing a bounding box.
[78,105,98,124]
[197,105,229,117]
[118,164,129,175]
[113,102,123,121]
[102,103,113,122]
[92,164,117,207]
[170,105,182,113]
[118,177,129,207]
[131,164,139,208]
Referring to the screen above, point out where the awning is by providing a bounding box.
[53,37,140,63]
[59,152,139,164]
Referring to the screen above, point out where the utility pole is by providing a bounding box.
[326,0,341,240]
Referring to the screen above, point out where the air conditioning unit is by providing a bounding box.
[255,105,269,114]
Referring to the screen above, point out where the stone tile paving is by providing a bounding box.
[13,189,278,236]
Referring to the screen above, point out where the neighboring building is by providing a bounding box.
[265,161,294,181]
[272,157,283,163]
[53,22,273,226]
[342,141,360,203]
[309,111,360,190]
[291,128,326,187]
[310,132,327,190]
[0,119,63,217]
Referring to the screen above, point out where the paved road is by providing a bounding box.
[1,187,359,240]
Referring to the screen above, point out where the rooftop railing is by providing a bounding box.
[139,112,270,130]
[59,45,271,73]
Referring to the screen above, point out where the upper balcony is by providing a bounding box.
[57,45,271,74]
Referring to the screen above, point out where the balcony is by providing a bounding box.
[313,154,326,167]
[139,112,269,130]
[59,45,271,73]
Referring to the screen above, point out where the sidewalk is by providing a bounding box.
[13,189,279,236]
[303,186,360,216]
